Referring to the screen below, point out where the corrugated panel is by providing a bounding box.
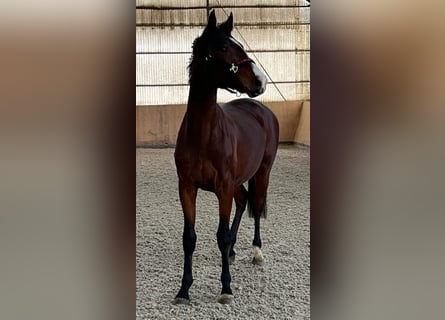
[137,7,309,26]
[216,81,311,103]
[136,27,200,53]
[136,0,204,7]
[137,82,310,105]
[136,0,309,7]
[136,55,189,85]
[249,52,297,82]
[136,51,308,86]
[137,27,309,53]
[136,2,310,105]
[136,8,207,26]
[136,86,190,106]
[209,0,309,6]
[232,26,310,51]
[211,7,309,26]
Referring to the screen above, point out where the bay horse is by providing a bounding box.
[173,10,279,304]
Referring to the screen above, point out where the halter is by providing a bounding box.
[225,58,254,95]
[205,54,254,74]
[229,58,254,74]
[204,55,254,95]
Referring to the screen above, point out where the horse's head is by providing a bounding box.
[190,10,267,97]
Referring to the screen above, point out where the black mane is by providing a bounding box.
[188,25,229,84]
[188,37,203,83]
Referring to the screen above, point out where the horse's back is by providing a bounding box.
[221,98,279,173]
[221,98,279,147]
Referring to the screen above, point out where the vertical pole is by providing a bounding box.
[206,0,210,18]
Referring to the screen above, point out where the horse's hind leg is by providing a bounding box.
[229,184,248,264]
[249,165,273,266]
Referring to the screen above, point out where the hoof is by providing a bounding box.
[252,257,264,266]
[172,297,190,305]
[252,246,264,266]
[217,293,234,304]
[229,254,235,265]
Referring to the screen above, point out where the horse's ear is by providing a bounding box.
[207,10,217,29]
[219,12,233,35]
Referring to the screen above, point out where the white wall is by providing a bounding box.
[136,1,310,105]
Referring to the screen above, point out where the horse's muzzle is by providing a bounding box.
[247,85,266,97]
[250,64,267,97]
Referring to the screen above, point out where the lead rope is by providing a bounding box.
[214,0,288,102]
[225,87,241,96]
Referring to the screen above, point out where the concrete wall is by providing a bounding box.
[136,100,310,147]
[294,100,310,145]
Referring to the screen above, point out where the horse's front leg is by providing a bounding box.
[173,181,197,304]
[216,186,235,304]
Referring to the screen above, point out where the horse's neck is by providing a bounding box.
[186,85,219,121]
[187,66,218,110]
[184,85,222,142]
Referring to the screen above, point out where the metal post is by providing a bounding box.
[206,0,210,17]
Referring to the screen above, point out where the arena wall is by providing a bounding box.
[136,100,309,147]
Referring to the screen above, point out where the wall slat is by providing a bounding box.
[136,1,310,105]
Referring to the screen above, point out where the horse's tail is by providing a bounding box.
[247,177,267,218]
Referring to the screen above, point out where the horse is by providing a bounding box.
[173,10,279,305]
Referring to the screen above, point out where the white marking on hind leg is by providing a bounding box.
[252,246,264,265]
[217,293,234,304]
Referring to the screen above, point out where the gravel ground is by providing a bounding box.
[136,145,310,319]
